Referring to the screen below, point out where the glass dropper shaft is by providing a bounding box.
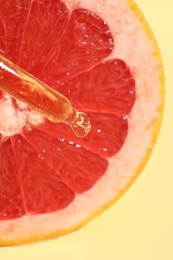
[0,54,91,138]
[0,54,73,123]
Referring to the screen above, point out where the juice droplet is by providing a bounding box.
[67,109,91,138]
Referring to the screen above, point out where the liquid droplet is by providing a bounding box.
[67,109,91,138]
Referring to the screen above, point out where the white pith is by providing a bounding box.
[0,0,163,244]
[0,94,44,139]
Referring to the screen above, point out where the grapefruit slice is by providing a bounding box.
[0,0,164,245]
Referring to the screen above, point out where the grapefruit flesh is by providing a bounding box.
[0,0,164,245]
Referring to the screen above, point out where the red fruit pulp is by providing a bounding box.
[0,0,135,220]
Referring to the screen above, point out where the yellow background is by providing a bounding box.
[0,0,172,259]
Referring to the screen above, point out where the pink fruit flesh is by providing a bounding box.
[0,0,135,220]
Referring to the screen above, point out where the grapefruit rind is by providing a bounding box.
[0,0,164,245]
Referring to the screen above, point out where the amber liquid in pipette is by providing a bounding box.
[0,55,91,137]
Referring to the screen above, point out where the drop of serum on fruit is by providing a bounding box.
[67,109,91,138]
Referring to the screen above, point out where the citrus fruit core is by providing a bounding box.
[0,0,164,245]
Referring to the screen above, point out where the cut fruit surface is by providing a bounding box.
[0,0,164,245]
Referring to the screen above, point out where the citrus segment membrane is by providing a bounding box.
[22,128,108,193]
[58,59,135,115]
[35,113,128,158]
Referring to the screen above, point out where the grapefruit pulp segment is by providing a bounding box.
[0,140,25,220]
